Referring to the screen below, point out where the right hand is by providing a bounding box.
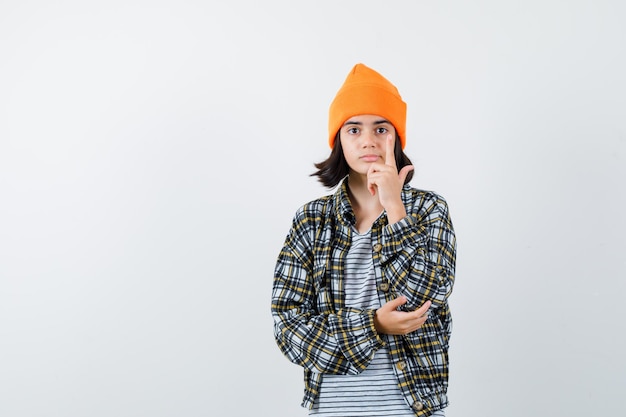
[373,296,431,335]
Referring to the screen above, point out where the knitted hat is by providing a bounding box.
[328,63,407,148]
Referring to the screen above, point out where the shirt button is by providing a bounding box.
[373,243,383,252]
[378,282,389,292]
[412,401,424,411]
[396,361,407,371]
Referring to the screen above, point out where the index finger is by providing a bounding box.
[385,134,396,168]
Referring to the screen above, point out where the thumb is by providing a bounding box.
[383,295,408,311]
[398,165,414,185]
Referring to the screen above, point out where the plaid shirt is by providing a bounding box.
[271,179,456,416]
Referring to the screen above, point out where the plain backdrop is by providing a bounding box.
[1,1,625,416]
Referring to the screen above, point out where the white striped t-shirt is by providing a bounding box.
[309,229,445,417]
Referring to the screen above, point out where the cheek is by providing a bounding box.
[341,148,352,162]
[342,143,360,161]
[339,139,352,157]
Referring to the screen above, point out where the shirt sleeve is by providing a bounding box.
[380,193,457,311]
[271,206,385,375]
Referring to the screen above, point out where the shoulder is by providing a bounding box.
[293,193,336,223]
[402,186,452,227]
[283,194,335,251]
[402,185,453,219]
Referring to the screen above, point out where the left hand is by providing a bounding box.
[367,135,414,216]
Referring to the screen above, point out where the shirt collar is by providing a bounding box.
[333,177,356,226]
[333,177,413,226]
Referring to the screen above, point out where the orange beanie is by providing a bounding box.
[328,63,407,149]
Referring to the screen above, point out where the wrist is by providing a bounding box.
[373,309,382,333]
[385,203,407,224]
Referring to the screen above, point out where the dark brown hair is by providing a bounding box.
[311,132,414,188]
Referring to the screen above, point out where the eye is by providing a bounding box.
[376,127,388,134]
[347,127,359,134]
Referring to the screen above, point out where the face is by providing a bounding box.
[339,114,396,176]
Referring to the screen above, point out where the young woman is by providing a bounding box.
[271,63,456,417]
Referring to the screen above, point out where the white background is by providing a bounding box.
[1,1,625,416]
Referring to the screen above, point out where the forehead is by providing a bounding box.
[342,114,392,125]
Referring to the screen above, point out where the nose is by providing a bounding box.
[361,131,376,147]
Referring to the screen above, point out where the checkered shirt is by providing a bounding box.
[271,179,456,416]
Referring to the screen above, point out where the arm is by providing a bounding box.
[380,193,456,311]
[271,207,385,375]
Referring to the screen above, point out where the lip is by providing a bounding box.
[360,154,380,162]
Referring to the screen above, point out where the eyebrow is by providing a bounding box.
[342,118,391,126]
